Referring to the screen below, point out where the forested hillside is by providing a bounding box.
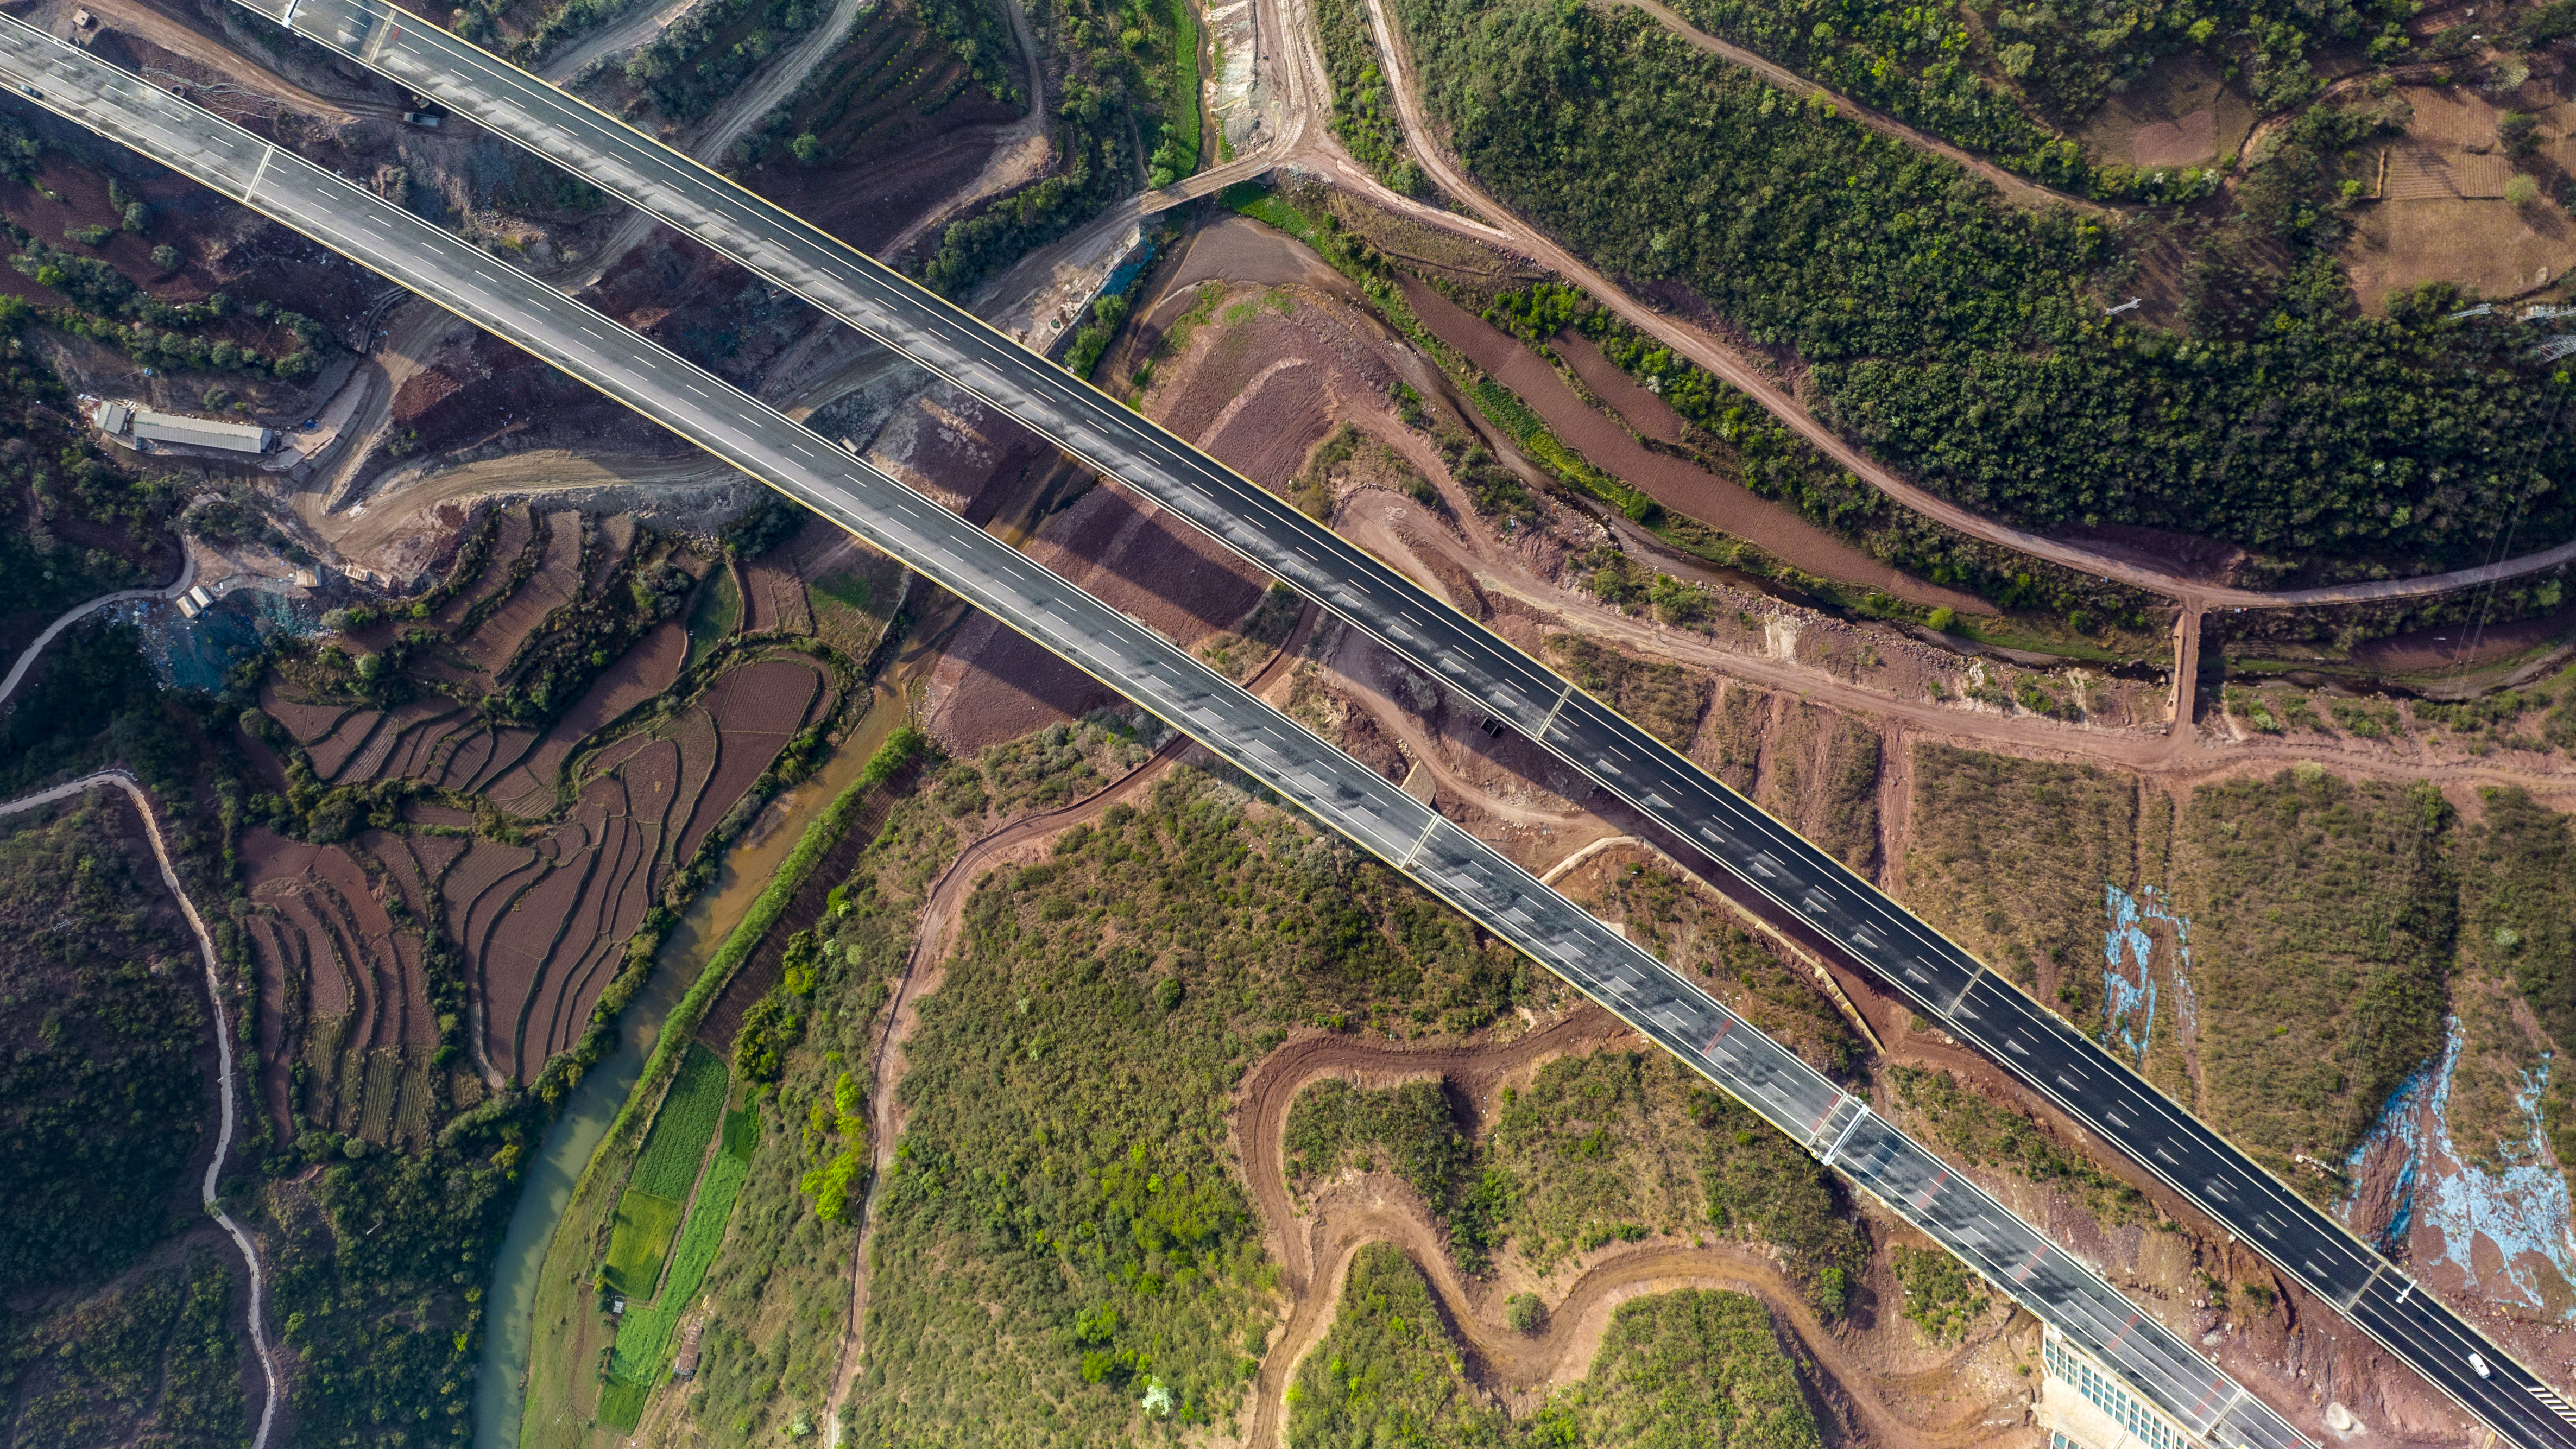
[1393,0,2569,577]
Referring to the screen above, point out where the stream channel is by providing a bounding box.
[472,685,899,1449]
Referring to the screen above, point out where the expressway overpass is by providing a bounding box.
[0,21,2322,1449]
[186,2,2576,1445]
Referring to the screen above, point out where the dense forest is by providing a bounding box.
[1,1250,249,1449]
[1671,0,2414,189]
[0,799,207,1297]
[1393,0,2574,578]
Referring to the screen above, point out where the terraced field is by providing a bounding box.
[239,505,895,1125]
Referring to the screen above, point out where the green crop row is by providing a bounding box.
[601,1146,755,1422]
[630,1044,730,1201]
[601,1191,685,1299]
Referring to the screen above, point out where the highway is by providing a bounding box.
[195,2,2576,1442]
[0,24,2319,1449]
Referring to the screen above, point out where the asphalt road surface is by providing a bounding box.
[195,6,2576,1441]
[0,21,2327,1449]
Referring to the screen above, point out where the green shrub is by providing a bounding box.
[1893,1244,1986,1343]
[1552,1289,1821,1449]
[1285,1244,1502,1446]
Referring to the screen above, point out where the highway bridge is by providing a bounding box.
[0,20,2329,1449]
[186,5,2576,1445]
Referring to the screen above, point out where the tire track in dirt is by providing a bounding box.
[1230,1014,2020,1449]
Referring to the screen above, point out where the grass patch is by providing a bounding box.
[1892,1244,1987,1344]
[1218,182,1321,245]
[2174,771,2452,1193]
[1543,1288,1821,1449]
[685,564,741,670]
[1903,745,2139,1016]
[632,1043,729,1201]
[2461,790,2576,1175]
[602,1190,686,1299]
[1167,0,1202,166]
[1890,1066,2145,1226]
[811,570,872,611]
[602,1146,755,1415]
[596,1377,651,1428]
[1286,1244,1500,1445]
[721,1105,760,1160]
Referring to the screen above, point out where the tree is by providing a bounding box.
[2502,110,2542,156]
[1505,1292,1546,1332]
[2509,173,2541,208]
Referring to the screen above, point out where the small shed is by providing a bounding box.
[670,1318,706,1381]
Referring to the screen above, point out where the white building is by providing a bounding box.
[2041,1326,2205,1449]
[91,397,274,454]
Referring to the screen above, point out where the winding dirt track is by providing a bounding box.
[1230,1013,2016,1449]
[0,771,281,1449]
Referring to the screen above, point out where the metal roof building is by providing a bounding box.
[128,408,274,454]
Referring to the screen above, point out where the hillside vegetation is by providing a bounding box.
[1287,1250,1822,1449]
[2178,772,2453,1179]
[848,765,1543,1441]
[1390,0,2569,578]
[0,1249,246,1448]
[1671,0,2397,185]
[1906,749,2472,1198]
[0,798,206,1298]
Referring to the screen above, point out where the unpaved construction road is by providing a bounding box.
[1230,1009,2029,1449]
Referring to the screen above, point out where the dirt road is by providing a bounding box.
[0,549,194,711]
[0,772,283,1449]
[1327,486,2576,798]
[1230,1010,2028,1449]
